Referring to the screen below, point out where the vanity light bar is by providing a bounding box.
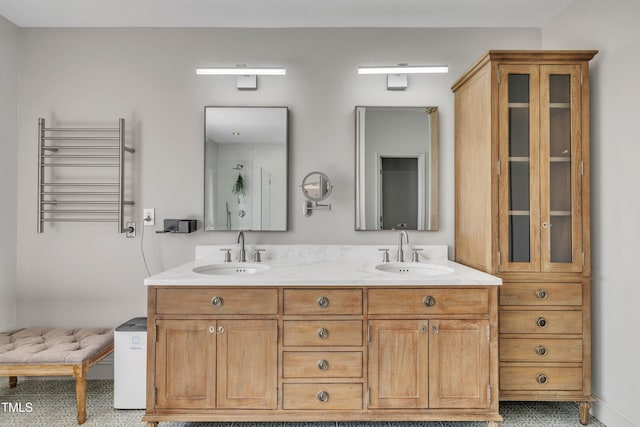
[357,65,449,74]
[196,67,286,75]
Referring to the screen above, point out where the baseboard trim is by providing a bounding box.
[592,394,637,427]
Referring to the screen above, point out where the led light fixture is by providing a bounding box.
[196,66,286,90]
[358,64,448,90]
[196,67,286,75]
[357,65,448,75]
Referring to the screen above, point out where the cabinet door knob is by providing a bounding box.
[211,296,224,307]
[537,373,548,384]
[423,296,436,307]
[535,345,548,356]
[317,359,329,371]
[536,289,548,300]
[217,326,224,334]
[316,391,329,402]
[317,296,330,308]
[536,317,548,328]
[317,328,329,339]
[208,326,216,334]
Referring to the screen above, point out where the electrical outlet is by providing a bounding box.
[126,221,136,238]
[143,208,155,226]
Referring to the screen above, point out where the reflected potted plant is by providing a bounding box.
[232,173,246,202]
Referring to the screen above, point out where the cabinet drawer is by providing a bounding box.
[155,288,278,315]
[282,383,363,410]
[284,289,362,315]
[368,288,489,315]
[500,338,583,362]
[500,283,582,306]
[500,311,582,334]
[500,366,583,391]
[283,321,362,347]
[283,351,363,378]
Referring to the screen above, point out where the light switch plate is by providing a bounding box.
[143,208,155,226]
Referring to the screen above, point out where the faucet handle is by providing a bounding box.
[220,248,232,263]
[254,249,265,263]
[378,248,390,263]
[411,248,423,263]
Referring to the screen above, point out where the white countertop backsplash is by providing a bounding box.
[145,244,501,287]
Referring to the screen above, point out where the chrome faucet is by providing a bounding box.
[397,230,409,262]
[236,231,246,262]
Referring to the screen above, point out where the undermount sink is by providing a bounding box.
[193,262,270,276]
[375,262,454,276]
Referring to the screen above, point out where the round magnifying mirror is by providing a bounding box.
[301,171,333,202]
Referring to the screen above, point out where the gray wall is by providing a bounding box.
[0,15,18,330]
[14,28,540,328]
[543,1,640,425]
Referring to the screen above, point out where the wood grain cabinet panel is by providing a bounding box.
[499,310,582,335]
[500,366,583,391]
[368,288,489,315]
[283,321,362,347]
[500,338,582,362]
[499,283,582,306]
[368,320,429,409]
[283,289,362,315]
[282,383,363,410]
[156,288,278,315]
[283,351,363,378]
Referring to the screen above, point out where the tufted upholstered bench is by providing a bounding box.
[0,327,114,424]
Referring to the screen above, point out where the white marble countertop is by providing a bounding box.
[144,245,501,287]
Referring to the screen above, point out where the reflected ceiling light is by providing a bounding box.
[358,64,448,91]
[196,66,286,90]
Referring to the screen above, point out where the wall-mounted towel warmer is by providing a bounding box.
[37,118,135,233]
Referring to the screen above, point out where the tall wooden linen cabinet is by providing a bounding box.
[452,50,597,425]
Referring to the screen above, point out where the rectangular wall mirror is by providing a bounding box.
[204,106,288,231]
[355,106,438,231]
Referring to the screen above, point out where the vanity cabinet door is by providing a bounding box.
[368,320,429,409]
[217,320,278,409]
[155,320,217,409]
[155,319,277,410]
[428,319,490,409]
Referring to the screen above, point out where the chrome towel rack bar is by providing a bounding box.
[37,118,135,233]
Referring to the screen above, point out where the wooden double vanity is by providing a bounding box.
[143,245,503,426]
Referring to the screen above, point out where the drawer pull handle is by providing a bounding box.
[537,373,548,385]
[317,359,329,371]
[317,296,330,308]
[317,328,329,339]
[211,296,224,307]
[536,289,548,299]
[536,317,548,328]
[317,391,329,402]
[423,296,436,307]
[535,345,548,356]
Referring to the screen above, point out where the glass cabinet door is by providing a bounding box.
[540,65,583,272]
[498,65,541,272]
[498,64,583,273]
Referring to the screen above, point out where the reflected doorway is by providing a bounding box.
[379,156,422,230]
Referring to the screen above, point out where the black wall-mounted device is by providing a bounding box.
[163,219,197,233]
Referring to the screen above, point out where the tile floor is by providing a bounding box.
[0,380,606,427]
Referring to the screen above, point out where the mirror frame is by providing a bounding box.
[203,106,289,231]
[355,106,439,231]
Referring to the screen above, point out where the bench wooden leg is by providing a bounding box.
[73,365,88,424]
[8,376,17,388]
